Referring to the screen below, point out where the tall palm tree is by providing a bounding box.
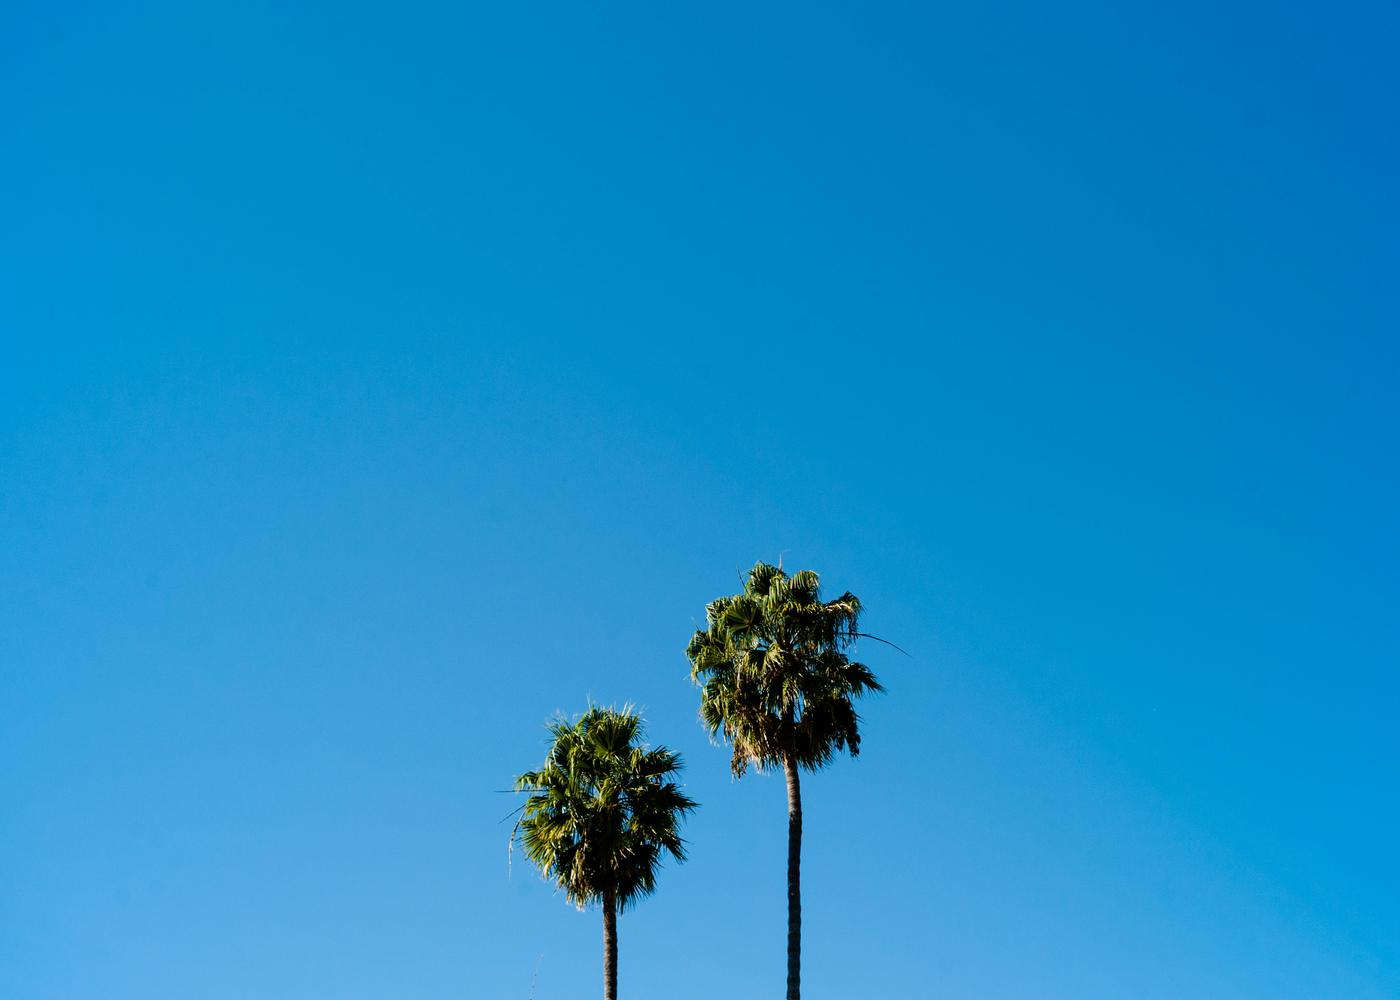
[513,706,698,1000]
[686,562,883,1000]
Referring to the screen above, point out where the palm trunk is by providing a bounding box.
[602,891,618,1000]
[783,751,802,1000]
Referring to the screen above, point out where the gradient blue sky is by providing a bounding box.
[3,2,1398,998]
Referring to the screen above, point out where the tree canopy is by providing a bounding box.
[514,706,697,911]
[686,561,883,775]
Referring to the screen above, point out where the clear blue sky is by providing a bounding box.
[3,2,1397,998]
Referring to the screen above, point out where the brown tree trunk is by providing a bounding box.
[784,751,802,1000]
[602,891,618,1000]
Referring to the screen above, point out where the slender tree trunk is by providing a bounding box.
[602,891,618,1000]
[783,751,802,1000]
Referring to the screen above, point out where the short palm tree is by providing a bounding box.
[513,706,698,1000]
[686,562,883,1000]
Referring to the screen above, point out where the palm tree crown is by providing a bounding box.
[686,561,883,775]
[514,706,698,911]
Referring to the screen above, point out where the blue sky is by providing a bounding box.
[3,2,1397,998]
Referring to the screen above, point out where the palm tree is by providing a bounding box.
[513,706,698,1000]
[686,562,884,1000]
